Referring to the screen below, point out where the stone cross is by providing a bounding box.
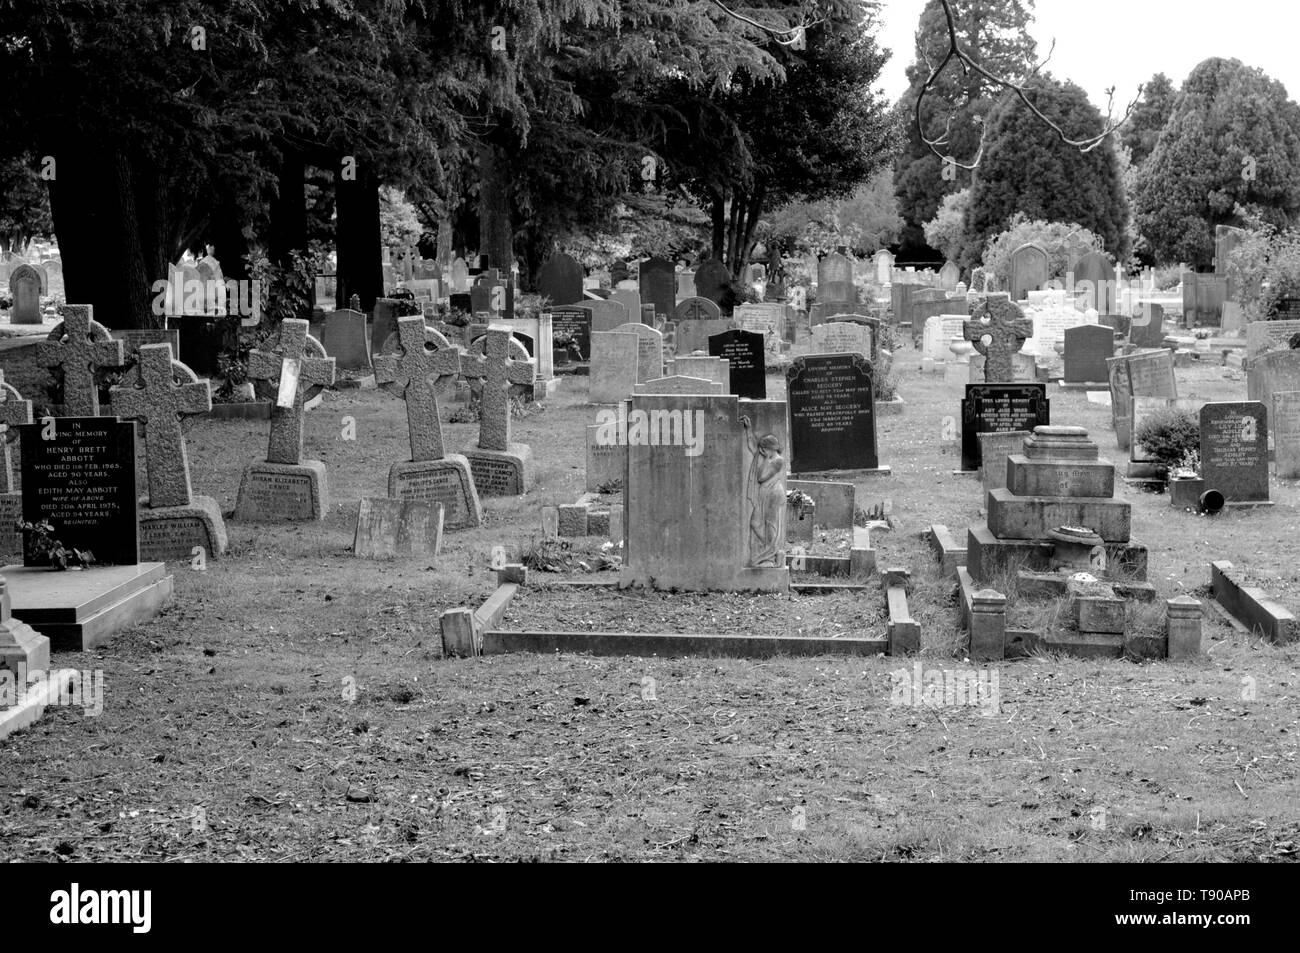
[110,343,211,508]
[37,305,125,416]
[0,370,33,494]
[246,318,336,465]
[372,315,461,461]
[964,298,1033,382]
[458,327,535,451]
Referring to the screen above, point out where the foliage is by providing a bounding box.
[1226,224,1300,321]
[1134,58,1300,265]
[246,249,318,327]
[17,519,94,570]
[980,215,1105,287]
[1120,73,1177,168]
[1135,406,1201,470]
[522,537,619,573]
[922,188,972,264]
[965,78,1130,263]
[0,154,53,253]
[379,187,424,252]
[762,168,903,259]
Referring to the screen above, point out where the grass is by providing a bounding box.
[0,344,1297,862]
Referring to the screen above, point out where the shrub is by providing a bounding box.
[1227,223,1300,321]
[1134,406,1200,470]
[981,216,1105,289]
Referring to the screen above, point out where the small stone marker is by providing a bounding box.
[353,499,445,559]
[1200,401,1270,503]
[110,343,228,560]
[0,372,33,558]
[37,305,126,416]
[234,319,336,521]
[786,353,885,474]
[373,315,482,529]
[459,326,536,495]
[708,328,766,399]
[1273,391,1300,479]
[964,298,1033,382]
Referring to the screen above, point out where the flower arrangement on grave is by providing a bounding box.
[16,519,95,570]
[787,488,815,519]
[1170,448,1201,480]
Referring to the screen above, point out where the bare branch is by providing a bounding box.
[705,0,825,47]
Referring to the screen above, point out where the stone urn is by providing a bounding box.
[1048,525,1106,573]
[948,338,975,364]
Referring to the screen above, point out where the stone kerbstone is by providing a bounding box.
[465,444,532,497]
[1073,592,1127,634]
[587,510,611,536]
[234,460,328,522]
[1166,595,1202,661]
[1006,455,1116,499]
[986,487,1131,542]
[1040,631,1123,659]
[558,504,589,537]
[388,456,483,530]
[1022,426,1099,461]
[138,495,228,561]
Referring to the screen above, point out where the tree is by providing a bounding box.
[379,188,424,252]
[761,168,903,261]
[980,215,1105,286]
[964,77,1130,262]
[1134,57,1300,266]
[892,0,1038,256]
[922,188,971,264]
[0,155,53,256]
[1120,73,1176,167]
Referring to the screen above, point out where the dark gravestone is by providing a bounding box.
[20,416,139,565]
[1200,402,1269,503]
[1272,298,1300,319]
[1129,302,1165,349]
[786,353,879,473]
[640,256,676,322]
[961,384,1050,471]
[537,252,584,307]
[449,293,472,314]
[1063,323,1114,383]
[694,259,732,313]
[1072,251,1116,313]
[708,329,766,400]
[175,318,232,377]
[551,306,592,361]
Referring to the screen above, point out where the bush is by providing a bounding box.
[1227,223,1300,321]
[981,216,1105,289]
[1134,406,1200,470]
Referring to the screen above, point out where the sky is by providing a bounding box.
[873,0,1300,110]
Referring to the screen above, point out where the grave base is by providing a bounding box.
[966,523,1149,583]
[790,466,892,480]
[139,496,228,562]
[234,460,329,521]
[465,444,532,497]
[1,563,174,651]
[1057,381,1108,390]
[1039,631,1124,659]
[619,565,789,594]
[0,616,49,676]
[389,456,483,529]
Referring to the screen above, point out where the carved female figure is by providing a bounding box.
[741,415,787,568]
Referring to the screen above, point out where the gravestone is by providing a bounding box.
[369,298,404,357]
[961,384,1050,472]
[374,316,482,529]
[586,424,627,492]
[673,356,730,394]
[321,308,371,370]
[1063,324,1114,384]
[8,264,43,325]
[634,375,724,395]
[1106,356,1133,450]
[1130,302,1166,349]
[0,372,33,559]
[786,353,885,474]
[580,299,630,334]
[939,261,960,292]
[674,296,722,323]
[818,253,853,302]
[234,319,336,521]
[812,320,875,361]
[1272,391,1300,479]
[20,416,139,565]
[353,499,445,559]
[964,298,1033,382]
[109,344,226,561]
[922,314,968,363]
[589,331,641,404]
[1182,273,1228,326]
[1073,252,1116,313]
[1126,349,1178,398]
[111,328,182,364]
[1200,402,1269,503]
[874,249,894,284]
[537,252,584,307]
[1247,348,1300,406]
[450,257,470,292]
[1009,243,1050,302]
[460,326,536,495]
[979,430,1030,499]
[677,272,697,299]
[612,323,664,383]
[551,306,592,360]
[640,256,676,322]
[694,259,732,312]
[611,289,641,320]
[38,305,126,416]
[708,329,766,399]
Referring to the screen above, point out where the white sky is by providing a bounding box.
[874,0,1298,109]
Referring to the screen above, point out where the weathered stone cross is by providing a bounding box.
[0,370,33,494]
[457,327,535,451]
[37,305,125,416]
[110,343,211,508]
[372,315,461,461]
[964,297,1033,382]
[246,318,336,465]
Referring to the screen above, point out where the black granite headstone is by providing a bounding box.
[1063,323,1115,383]
[639,256,676,322]
[1200,401,1269,502]
[708,329,766,400]
[787,353,878,472]
[551,306,592,361]
[20,416,139,565]
[961,384,1050,471]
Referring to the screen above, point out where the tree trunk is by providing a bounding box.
[336,166,384,312]
[711,194,726,261]
[268,152,306,268]
[478,141,513,273]
[736,181,766,278]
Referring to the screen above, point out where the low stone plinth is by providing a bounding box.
[1006,455,1116,499]
[235,460,329,521]
[986,488,1131,542]
[389,456,483,530]
[139,495,228,561]
[465,444,532,497]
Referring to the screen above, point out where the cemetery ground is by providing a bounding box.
[1,351,1297,863]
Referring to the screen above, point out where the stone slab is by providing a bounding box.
[465,444,532,497]
[3,562,173,651]
[388,456,483,529]
[986,487,1131,542]
[353,498,445,559]
[138,496,228,562]
[234,460,329,521]
[1005,455,1116,499]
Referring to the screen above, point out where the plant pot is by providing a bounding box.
[1168,474,1205,509]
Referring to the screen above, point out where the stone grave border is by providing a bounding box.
[0,668,79,742]
[1208,561,1299,643]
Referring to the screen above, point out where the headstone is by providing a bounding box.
[674,317,733,358]
[634,375,724,395]
[964,298,1033,382]
[1247,348,1300,406]
[786,353,883,473]
[373,316,482,528]
[1126,349,1178,398]
[1063,324,1114,383]
[961,384,1050,471]
[589,331,641,404]
[694,259,732,311]
[1130,302,1166,348]
[551,306,592,360]
[922,314,967,362]
[1272,391,1300,479]
[8,264,42,325]
[818,253,853,302]
[353,499,445,559]
[672,356,730,394]
[812,320,875,361]
[708,329,766,399]
[537,252,584,307]
[1106,356,1133,450]
[450,257,470,293]
[320,308,371,370]
[1072,252,1116,313]
[38,305,126,416]
[1214,225,1247,277]
[640,257,676,322]
[673,296,722,322]
[1200,402,1269,502]
[612,323,664,383]
[0,372,33,558]
[677,272,697,299]
[611,289,641,320]
[586,424,627,492]
[1009,243,1050,302]
[20,417,139,565]
[874,249,894,284]
[1182,272,1229,326]
[1130,397,1202,465]
[640,303,656,326]
[939,261,960,292]
[234,319,336,521]
[459,326,536,495]
[979,430,1030,499]
[580,299,630,334]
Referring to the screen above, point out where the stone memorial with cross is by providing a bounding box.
[234,318,336,521]
[110,343,228,560]
[38,305,125,416]
[458,325,536,496]
[0,371,33,559]
[373,315,483,528]
[965,298,1034,383]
